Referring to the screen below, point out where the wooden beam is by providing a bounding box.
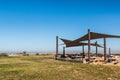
[88,29,91,63]
[104,38,106,61]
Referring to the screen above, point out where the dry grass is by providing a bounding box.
[0,55,120,80]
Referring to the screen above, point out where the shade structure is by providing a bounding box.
[57,30,120,62]
[60,38,103,48]
[73,31,120,61]
[74,32,120,42]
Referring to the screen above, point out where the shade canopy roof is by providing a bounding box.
[60,38,103,48]
[74,32,120,42]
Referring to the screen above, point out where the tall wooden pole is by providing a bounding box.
[63,47,65,56]
[56,36,58,57]
[82,45,85,54]
[104,38,106,61]
[96,41,98,57]
[88,29,91,63]
[109,48,111,56]
[82,45,85,58]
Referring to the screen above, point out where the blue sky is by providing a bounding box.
[0,0,120,53]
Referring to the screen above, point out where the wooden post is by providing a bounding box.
[56,36,58,57]
[82,45,85,54]
[88,29,91,63]
[109,48,111,56]
[82,45,85,58]
[96,41,98,57]
[104,38,106,61]
[63,47,65,56]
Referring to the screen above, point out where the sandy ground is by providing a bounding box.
[91,62,120,66]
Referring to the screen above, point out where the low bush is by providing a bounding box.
[0,53,8,57]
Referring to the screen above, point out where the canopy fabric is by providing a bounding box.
[60,38,103,48]
[74,32,120,42]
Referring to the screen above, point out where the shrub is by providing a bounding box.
[36,53,39,56]
[0,53,8,57]
[19,51,29,56]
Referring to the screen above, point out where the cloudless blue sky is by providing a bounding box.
[0,0,120,53]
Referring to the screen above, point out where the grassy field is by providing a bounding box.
[0,55,120,80]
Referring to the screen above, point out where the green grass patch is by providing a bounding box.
[0,55,120,80]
